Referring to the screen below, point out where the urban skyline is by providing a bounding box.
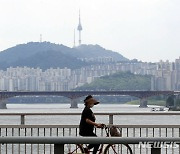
[0,56,179,91]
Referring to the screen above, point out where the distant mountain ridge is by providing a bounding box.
[0,42,128,70]
[75,44,128,61]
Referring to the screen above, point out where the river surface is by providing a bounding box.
[0,103,178,125]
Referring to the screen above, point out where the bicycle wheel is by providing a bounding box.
[104,144,133,154]
[64,144,84,154]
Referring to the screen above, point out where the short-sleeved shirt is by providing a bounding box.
[79,106,96,136]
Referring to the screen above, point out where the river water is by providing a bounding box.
[0,103,178,125]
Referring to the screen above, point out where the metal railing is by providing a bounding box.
[0,112,179,153]
[0,125,180,153]
[0,136,179,154]
[0,112,180,125]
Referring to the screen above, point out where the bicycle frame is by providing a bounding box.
[74,125,133,154]
[83,125,115,154]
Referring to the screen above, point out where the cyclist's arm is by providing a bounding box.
[86,118,102,127]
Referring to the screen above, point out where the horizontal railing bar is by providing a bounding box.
[0,112,180,116]
[0,125,180,128]
[0,125,79,128]
[0,137,179,144]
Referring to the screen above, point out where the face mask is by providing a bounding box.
[89,104,94,108]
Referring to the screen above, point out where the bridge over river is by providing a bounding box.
[0,91,179,109]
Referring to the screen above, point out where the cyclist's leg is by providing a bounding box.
[88,144,99,154]
[87,133,100,154]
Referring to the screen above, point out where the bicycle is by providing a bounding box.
[65,125,133,154]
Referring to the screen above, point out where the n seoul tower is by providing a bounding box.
[77,10,83,46]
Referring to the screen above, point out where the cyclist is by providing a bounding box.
[79,95,104,154]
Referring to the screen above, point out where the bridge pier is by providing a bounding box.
[139,98,148,108]
[0,99,7,109]
[70,98,78,108]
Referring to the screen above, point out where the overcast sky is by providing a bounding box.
[0,0,180,62]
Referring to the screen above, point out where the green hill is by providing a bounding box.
[77,72,151,90]
[0,42,128,70]
[76,44,128,61]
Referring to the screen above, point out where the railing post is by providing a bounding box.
[109,114,113,125]
[21,115,25,125]
[151,145,161,154]
[54,144,64,154]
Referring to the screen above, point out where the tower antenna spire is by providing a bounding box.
[40,34,42,43]
[73,29,76,48]
[77,9,82,46]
